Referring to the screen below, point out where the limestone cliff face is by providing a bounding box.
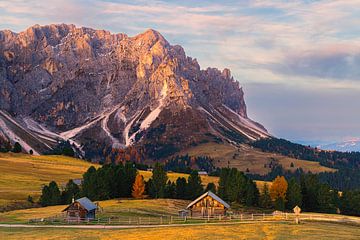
[0,24,269,159]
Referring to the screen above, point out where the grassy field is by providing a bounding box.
[0,153,270,209]
[180,143,336,175]
[1,222,360,240]
[0,153,99,207]
[0,199,190,223]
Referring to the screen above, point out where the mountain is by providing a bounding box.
[318,138,360,152]
[0,24,270,161]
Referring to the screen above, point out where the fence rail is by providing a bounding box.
[27,212,360,226]
[28,213,298,225]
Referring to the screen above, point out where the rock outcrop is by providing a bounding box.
[0,24,269,159]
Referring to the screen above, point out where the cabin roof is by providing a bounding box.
[186,191,230,209]
[62,197,97,212]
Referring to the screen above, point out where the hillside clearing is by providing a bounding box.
[180,143,336,175]
[0,153,98,207]
[0,153,268,209]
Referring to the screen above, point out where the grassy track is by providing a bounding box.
[0,221,359,240]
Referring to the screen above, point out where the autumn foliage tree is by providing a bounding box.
[132,174,145,199]
[270,176,288,210]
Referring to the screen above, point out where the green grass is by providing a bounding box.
[0,153,98,207]
[180,142,336,175]
[0,222,359,240]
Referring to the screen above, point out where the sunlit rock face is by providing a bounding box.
[0,24,269,159]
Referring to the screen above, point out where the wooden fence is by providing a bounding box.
[29,212,299,225]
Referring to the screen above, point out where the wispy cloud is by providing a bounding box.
[1,0,360,141]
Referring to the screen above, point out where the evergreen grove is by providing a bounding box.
[39,163,360,216]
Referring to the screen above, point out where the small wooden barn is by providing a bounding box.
[186,191,230,217]
[62,197,97,221]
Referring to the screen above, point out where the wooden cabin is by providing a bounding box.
[62,197,97,221]
[186,191,230,217]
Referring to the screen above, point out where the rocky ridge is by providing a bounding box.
[0,24,269,160]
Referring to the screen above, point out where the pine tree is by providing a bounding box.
[61,180,80,204]
[48,181,61,205]
[164,180,176,198]
[286,178,302,210]
[186,170,203,200]
[218,168,230,200]
[259,183,272,208]
[12,142,22,153]
[245,179,259,206]
[150,163,168,198]
[175,177,187,199]
[205,182,217,194]
[124,162,137,197]
[40,181,61,206]
[132,174,145,198]
[81,166,98,200]
[270,176,288,210]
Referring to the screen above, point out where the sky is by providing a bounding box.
[1,0,360,144]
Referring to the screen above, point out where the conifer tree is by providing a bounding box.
[132,174,145,198]
[186,170,203,199]
[150,163,168,198]
[259,183,272,208]
[270,176,288,210]
[175,177,187,199]
[61,180,80,204]
[286,177,302,210]
[205,182,217,194]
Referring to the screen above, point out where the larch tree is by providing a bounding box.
[132,174,145,199]
[270,176,288,210]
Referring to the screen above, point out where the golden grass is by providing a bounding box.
[180,143,336,175]
[0,153,98,206]
[139,170,219,186]
[0,199,190,223]
[1,222,360,240]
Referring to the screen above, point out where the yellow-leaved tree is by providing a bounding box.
[132,174,145,199]
[270,176,288,210]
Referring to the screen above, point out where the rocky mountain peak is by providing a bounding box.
[0,24,269,159]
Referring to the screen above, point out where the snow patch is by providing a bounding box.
[0,117,40,155]
[60,116,102,139]
[125,80,168,146]
[222,104,269,138]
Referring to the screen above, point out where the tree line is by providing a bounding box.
[39,163,360,216]
[252,138,360,169]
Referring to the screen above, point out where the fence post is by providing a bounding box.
[139,217,141,225]
[252,214,254,220]
[208,214,210,222]
[219,215,221,221]
[108,218,111,224]
[160,216,163,225]
[170,216,173,224]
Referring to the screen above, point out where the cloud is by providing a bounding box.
[1,0,360,141]
[269,44,360,81]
